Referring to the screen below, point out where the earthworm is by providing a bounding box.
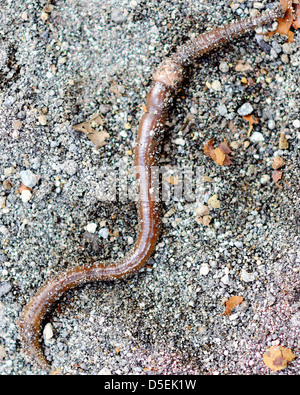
[20,3,286,370]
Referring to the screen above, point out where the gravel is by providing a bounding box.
[0,0,299,376]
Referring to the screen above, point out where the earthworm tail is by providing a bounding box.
[171,3,284,66]
[20,3,285,370]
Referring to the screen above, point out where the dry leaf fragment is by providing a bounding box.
[204,138,215,157]
[213,147,226,165]
[272,169,283,182]
[19,183,31,193]
[73,113,110,148]
[222,295,243,316]
[242,114,258,126]
[204,139,233,166]
[268,0,299,43]
[243,114,258,135]
[292,4,300,29]
[263,345,295,372]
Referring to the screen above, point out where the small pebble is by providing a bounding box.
[237,102,253,116]
[21,11,29,21]
[98,367,112,375]
[12,120,22,130]
[21,189,32,202]
[86,222,97,233]
[219,61,229,73]
[43,322,53,342]
[211,80,222,91]
[240,269,255,282]
[272,156,285,170]
[0,196,6,207]
[19,170,38,188]
[0,345,6,360]
[41,11,49,21]
[221,273,230,285]
[282,43,294,54]
[253,2,265,9]
[267,119,276,130]
[0,281,12,297]
[292,119,300,129]
[3,96,16,107]
[250,131,264,142]
[200,263,210,276]
[38,114,47,125]
[208,194,221,209]
[99,228,109,239]
[174,137,185,146]
[195,205,210,217]
[279,134,289,150]
[111,9,127,24]
[202,215,212,226]
[63,160,78,176]
[260,174,270,185]
[218,103,228,117]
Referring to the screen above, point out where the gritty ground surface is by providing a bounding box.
[0,0,299,375]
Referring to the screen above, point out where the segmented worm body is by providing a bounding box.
[20,3,285,370]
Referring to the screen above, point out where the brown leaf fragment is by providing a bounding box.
[213,147,226,166]
[268,0,297,42]
[272,170,283,182]
[243,114,258,134]
[263,345,295,372]
[242,114,258,125]
[222,295,243,316]
[204,139,233,166]
[204,138,215,157]
[73,113,110,148]
[222,154,233,166]
[218,141,232,154]
[292,4,300,29]
[19,183,31,193]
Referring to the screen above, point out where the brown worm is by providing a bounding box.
[20,3,286,370]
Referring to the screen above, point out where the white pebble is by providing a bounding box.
[219,61,229,73]
[293,119,300,129]
[86,222,97,233]
[260,174,270,185]
[211,80,222,91]
[240,269,255,282]
[221,273,230,285]
[63,160,78,176]
[21,189,32,202]
[127,236,134,245]
[99,228,109,239]
[250,131,264,142]
[43,322,53,342]
[237,102,253,116]
[174,137,185,146]
[98,367,112,375]
[267,119,275,130]
[19,170,38,188]
[200,263,209,276]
